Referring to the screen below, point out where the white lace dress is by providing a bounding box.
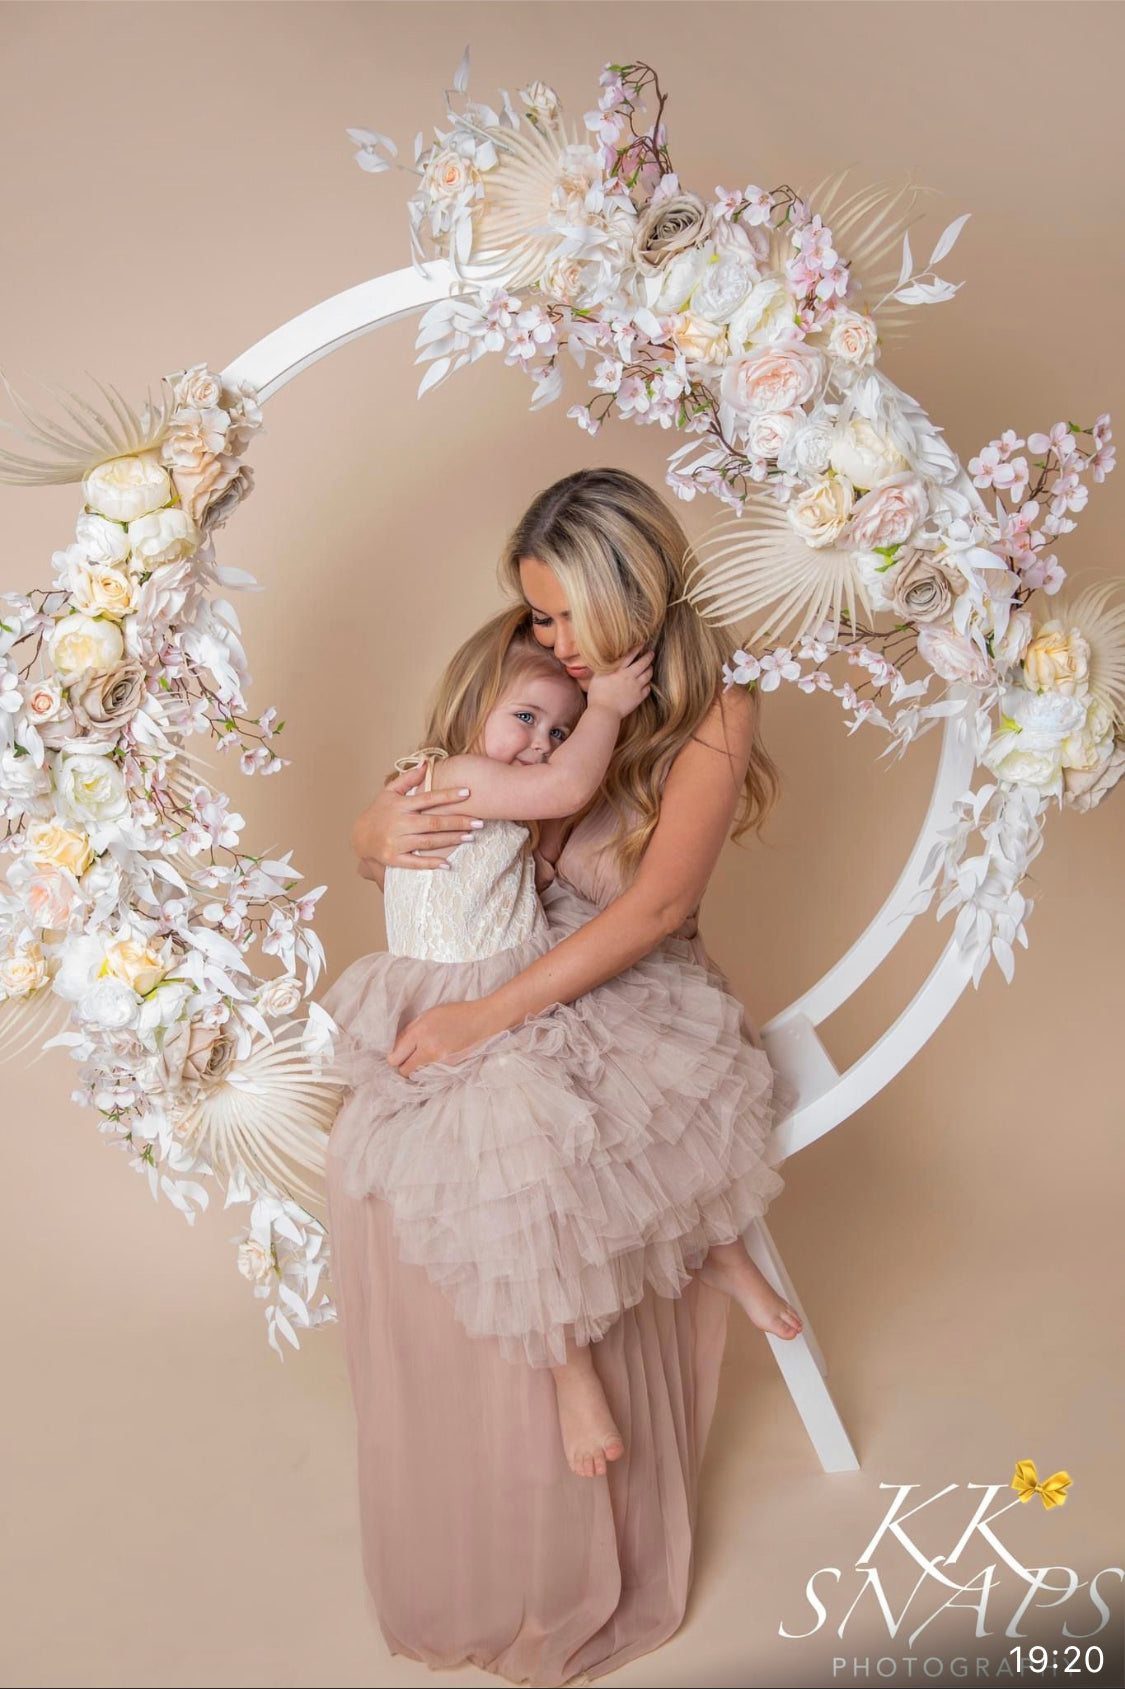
[322,751,790,1370]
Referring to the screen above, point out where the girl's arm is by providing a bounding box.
[388,687,759,1076]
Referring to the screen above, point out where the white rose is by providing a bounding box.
[172,364,225,410]
[540,255,585,304]
[78,974,139,1031]
[0,941,49,998]
[667,311,728,365]
[979,738,1064,793]
[690,250,762,325]
[101,934,168,996]
[916,624,994,687]
[745,409,802,460]
[1000,684,1087,750]
[237,1239,274,1285]
[47,613,125,681]
[420,143,480,205]
[994,607,1034,666]
[787,477,855,548]
[726,277,791,352]
[83,453,171,522]
[126,506,198,571]
[828,417,909,491]
[777,415,836,478]
[24,676,66,725]
[0,746,52,803]
[827,310,879,367]
[1022,622,1091,697]
[74,512,130,568]
[55,751,130,826]
[257,974,304,1018]
[721,344,825,418]
[24,818,94,876]
[848,473,930,551]
[646,244,711,313]
[67,560,137,620]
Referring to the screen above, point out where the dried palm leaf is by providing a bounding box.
[449,110,589,290]
[1052,577,1125,732]
[804,166,937,344]
[682,497,878,647]
[169,1020,347,1210]
[0,365,174,487]
[0,980,70,1067]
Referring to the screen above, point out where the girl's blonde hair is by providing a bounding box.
[498,466,782,873]
[387,604,582,849]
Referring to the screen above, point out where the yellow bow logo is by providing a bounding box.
[1011,1458,1072,1509]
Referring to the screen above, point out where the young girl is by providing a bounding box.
[324,605,799,1478]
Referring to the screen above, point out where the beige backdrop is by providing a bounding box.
[1,5,1122,1687]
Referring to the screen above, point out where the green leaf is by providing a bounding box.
[999,713,1021,733]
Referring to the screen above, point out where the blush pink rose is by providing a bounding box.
[720,344,825,418]
[848,473,929,550]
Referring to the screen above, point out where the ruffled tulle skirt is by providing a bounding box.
[322,876,793,1370]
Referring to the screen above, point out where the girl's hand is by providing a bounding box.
[585,645,654,720]
[351,764,484,876]
[387,999,498,1078]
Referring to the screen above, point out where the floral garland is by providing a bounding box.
[0,366,343,1355]
[349,47,1122,988]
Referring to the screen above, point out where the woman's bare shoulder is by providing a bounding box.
[686,685,757,758]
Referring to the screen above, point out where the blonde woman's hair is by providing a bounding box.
[498,466,782,873]
[387,604,582,849]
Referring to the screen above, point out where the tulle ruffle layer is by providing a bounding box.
[322,879,792,1368]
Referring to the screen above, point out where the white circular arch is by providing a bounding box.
[222,258,978,1162]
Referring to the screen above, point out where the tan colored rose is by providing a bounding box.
[632,191,713,275]
[83,452,171,522]
[197,464,253,533]
[70,661,147,733]
[887,551,960,624]
[848,473,929,550]
[0,941,49,998]
[1062,741,1125,811]
[787,476,855,548]
[720,344,825,418]
[1023,621,1091,697]
[827,310,878,367]
[421,144,480,205]
[668,311,728,365]
[101,935,168,996]
[67,561,137,620]
[161,1018,239,1093]
[47,612,125,681]
[165,456,236,532]
[24,818,94,876]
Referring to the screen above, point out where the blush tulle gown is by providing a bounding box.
[322,785,794,1687]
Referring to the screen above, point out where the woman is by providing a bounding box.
[325,467,796,1687]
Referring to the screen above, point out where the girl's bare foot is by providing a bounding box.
[696,1239,804,1340]
[550,1335,625,1478]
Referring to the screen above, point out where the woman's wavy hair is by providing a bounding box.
[498,466,783,873]
[387,604,583,852]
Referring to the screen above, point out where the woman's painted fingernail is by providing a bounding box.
[459,788,471,797]
[469,819,484,828]
[461,833,476,843]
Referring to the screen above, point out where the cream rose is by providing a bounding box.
[101,934,168,996]
[172,364,225,411]
[1062,741,1125,811]
[787,476,855,548]
[126,506,198,571]
[887,551,960,624]
[69,661,147,734]
[916,624,994,687]
[668,311,728,365]
[257,974,304,1018]
[848,473,929,551]
[540,255,585,305]
[237,1239,274,1285]
[83,453,171,523]
[74,512,130,568]
[745,409,802,460]
[47,613,125,682]
[24,817,94,876]
[67,560,137,620]
[632,191,713,275]
[421,143,480,205]
[828,417,909,491]
[1022,621,1091,697]
[720,344,825,418]
[827,310,879,367]
[55,751,130,827]
[24,676,66,726]
[0,941,49,999]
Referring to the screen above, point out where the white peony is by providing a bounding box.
[83,453,171,522]
[126,506,198,572]
[55,751,130,827]
[0,746,52,804]
[777,414,837,478]
[690,250,762,325]
[828,417,909,491]
[980,738,1064,793]
[999,684,1087,750]
[78,974,139,1030]
[47,612,125,681]
[787,477,855,548]
[646,244,711,313]
[74,512,131,568]
[1060,695,1115,772]
[726,277,792,352]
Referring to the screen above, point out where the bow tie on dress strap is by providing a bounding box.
[393,745,450,776]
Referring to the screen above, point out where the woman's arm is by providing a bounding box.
[388,687,759,1075]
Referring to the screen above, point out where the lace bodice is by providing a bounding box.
[384,755,547,963]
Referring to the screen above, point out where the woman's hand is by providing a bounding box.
[351,765,484,879]
[387,998,499,1078]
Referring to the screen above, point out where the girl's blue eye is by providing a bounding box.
[515,710,535,725]
[550,728,568,742]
